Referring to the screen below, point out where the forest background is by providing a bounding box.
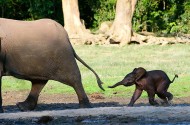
[0,0,189,36]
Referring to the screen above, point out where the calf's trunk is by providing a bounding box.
[108,81,123,88]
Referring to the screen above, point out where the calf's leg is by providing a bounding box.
[157,82,173,101]
[147,90,159,105]
[128,88,143,106]
[157,92,173,104]
[157,93,169,105]
[165,92,173,101]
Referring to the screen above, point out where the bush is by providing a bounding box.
[133,0,190,35]
[0,0,63,24]
[79,0,116,29]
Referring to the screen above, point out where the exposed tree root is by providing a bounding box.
[69,21,190,46]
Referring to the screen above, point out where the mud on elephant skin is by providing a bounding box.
[0,18,104,113]
[108,67,178,106]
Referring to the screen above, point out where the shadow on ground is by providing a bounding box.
[3,101,190,113]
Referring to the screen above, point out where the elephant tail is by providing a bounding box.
[73,50,105,91]
[170,74,178,83]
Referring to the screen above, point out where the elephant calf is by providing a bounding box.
[0,18,104,113]
[108,67,178,106]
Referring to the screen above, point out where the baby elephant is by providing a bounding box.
[108,67,178,106]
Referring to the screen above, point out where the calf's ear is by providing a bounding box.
[132,68,137,73]
[134,67,146,82]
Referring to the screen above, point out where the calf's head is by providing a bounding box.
[108,71,136,88]
[108,67,147,88]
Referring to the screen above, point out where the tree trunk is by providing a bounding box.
[62,0,89,40]
[108,0,137,45]
[131,0,137,17]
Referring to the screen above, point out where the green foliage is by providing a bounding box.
[0,0,30,20]
[28,0,54,19]
[133,0,190,34]
[91,0,116,29]
[0,0,63,24]
[78,0,190,34]
[0,0,189,34]
[174,1,190,34]
[79,0,116,29]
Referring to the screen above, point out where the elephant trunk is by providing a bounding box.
[108,81,123,88]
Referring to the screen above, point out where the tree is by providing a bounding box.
[62,0,90,41]
[107,0,138,45]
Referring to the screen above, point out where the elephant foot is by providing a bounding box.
[167,95,173,101]
[79,99,92,108]
[162,103,171,107]
[16,101,37,111]
[128,103,134,107]
[79,103,92,108]
[162,99,172,106]
[149,100,159,106]
[167,101,172,106]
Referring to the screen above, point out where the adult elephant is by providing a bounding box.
[0,18,104,113]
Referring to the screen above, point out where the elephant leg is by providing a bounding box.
[72,82,91,108]
[164,92,173,101]
[157,82,173,100]
[157,93,169,104]
[128,88,143,106]
[147,90,159,106]
[17,80,47,111]
[63,74,91,108]
[57,65,92,108]
[157,82,173,102]
[157,91,173,104]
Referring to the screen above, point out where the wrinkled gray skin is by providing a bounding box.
[0,18,104,113]
[108,67,178,106]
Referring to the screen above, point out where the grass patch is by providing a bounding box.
[2,44,190,98]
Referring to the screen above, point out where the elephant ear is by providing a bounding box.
[133,67,146,82]
[132,68,137,73]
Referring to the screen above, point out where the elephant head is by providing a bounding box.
[108,67,147,88]
[108,72,136,88]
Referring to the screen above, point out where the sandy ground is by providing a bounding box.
[1,90,190,124]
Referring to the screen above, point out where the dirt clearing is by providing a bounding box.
[1,91,190,124]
